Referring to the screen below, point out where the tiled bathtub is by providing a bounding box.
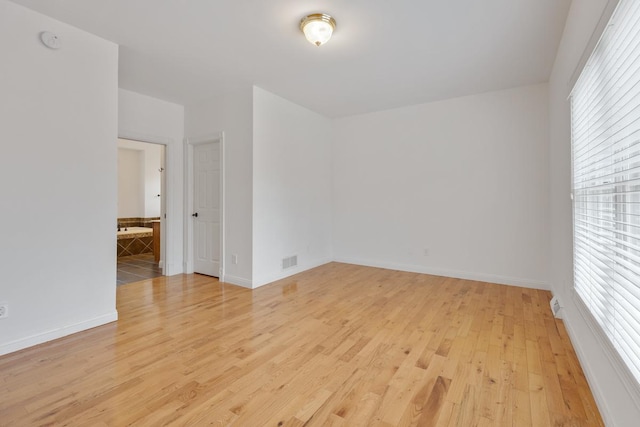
[117,226,153,257]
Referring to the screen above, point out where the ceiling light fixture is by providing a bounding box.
[300,13,336,47]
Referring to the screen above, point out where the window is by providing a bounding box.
[571,0,640,384]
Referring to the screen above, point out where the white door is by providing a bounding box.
[193,142,220,276]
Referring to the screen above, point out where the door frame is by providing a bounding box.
[184,132,225,279]
[118,131,170,276]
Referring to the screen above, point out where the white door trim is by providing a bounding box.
[184,132,225,281]
[118,130,171,276]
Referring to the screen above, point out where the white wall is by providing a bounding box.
[252,87,333,287]
[549,0,640,425]
[117,147,145,217]
[143,144,162,218]
[117,138,163,218]
[118,89,184,275]
[0,0,118,354]
[333,84,550,289]
[185,86,254,287]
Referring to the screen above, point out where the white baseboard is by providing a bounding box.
[0,311,118,356]
[165,263,183,276]
[561,304,614,426]
[562,290,640,426]
[333,256,549,290]
[223,274,253,289]
[251,258,333,289]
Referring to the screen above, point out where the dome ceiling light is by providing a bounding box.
[300,13,336,47]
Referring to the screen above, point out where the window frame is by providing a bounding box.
[570,0,640,408]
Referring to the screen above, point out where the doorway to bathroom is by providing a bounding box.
[116,138,166,285]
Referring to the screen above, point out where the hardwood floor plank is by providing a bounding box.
[0,263,603,425]
[529,372,552,427]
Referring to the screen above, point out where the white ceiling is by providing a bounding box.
[10,0,571,118]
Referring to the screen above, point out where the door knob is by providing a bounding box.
[192,212,198,217]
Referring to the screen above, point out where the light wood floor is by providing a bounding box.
[0,263,603,426]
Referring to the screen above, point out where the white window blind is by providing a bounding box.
[572,0,640,384]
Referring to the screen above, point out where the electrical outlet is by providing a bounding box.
[232,254,238,265]
[0,303,8,319]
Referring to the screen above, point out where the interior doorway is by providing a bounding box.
[116,138,166,285]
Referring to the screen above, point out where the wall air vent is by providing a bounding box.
[282,255,298,270]
[550,295,562,319]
